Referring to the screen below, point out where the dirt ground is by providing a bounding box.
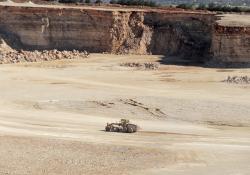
[0,54,250,175]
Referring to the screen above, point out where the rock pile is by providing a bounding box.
[120,62,159,70]
[223,76,250,84]
[0,49,89,64]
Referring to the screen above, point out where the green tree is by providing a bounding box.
[95,0,102,3]
[197,3,207,10]
[110,0,117,4]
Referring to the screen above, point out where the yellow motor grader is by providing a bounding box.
[105,119,137,133]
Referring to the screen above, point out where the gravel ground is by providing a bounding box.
[0,136,172,175]
[0,54,249,174]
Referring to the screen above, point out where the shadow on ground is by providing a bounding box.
[157,55,250,69]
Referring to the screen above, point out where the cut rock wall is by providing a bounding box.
[0,6,113,52]
[211,25,250,63]
[0,5,249,63]
[111,11,215,60]
[110,11,153,55]
[0,5,215,60]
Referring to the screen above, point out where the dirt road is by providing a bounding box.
[0,54,250,174]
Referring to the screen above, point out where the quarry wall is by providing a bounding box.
[0,6,113,52]
[0,4,249,63]
[111,11,214,60]
[211,25,250,63]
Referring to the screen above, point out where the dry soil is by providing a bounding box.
[0,54,250,175]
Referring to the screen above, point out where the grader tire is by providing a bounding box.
[127,124,137,133]
[105,126,111,132]
[127,126,134,133]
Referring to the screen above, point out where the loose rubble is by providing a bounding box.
[0,49,89,64]
[120,62,159,70]
[223,76,250,84]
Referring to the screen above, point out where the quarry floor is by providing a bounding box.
[0,54,250,175]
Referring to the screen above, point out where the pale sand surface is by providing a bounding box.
[0,54,250,174]
[216,14,250,27]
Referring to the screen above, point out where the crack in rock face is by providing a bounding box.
[41,17,50,33]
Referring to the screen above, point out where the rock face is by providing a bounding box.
[145,12,214,59]
[111,11,153,55]
[0,4,249,64]
[211,25,250,63]
[111,11,214,60]
[0,5,215,60]
[0,6,113,52]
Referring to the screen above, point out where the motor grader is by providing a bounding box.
[105,119,137,133]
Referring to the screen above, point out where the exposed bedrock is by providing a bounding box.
[0,5,249,63]
[111,11,215,61]
[0,6,113,52]
[211,25,250,63]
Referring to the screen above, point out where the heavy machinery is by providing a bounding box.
[105,119,137,133]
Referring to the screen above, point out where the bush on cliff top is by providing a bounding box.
[111,0,158,7]
[95,0,102,3]
[58,0,157,7]
[176,3,250,12]
[176,3,196,10]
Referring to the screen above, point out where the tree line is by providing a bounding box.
[176,3,250,12]
[58,0,157,7]
[58,0,250,12]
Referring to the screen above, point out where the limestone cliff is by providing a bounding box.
[211,24,250,63]
[0,4,249,64]
[111,11,153,55]
[0,5,215,59]
[111,11,214,59]
[0,6,113,52]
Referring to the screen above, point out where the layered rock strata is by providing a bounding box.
[0,4,249,63]
[211,24,250,63]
